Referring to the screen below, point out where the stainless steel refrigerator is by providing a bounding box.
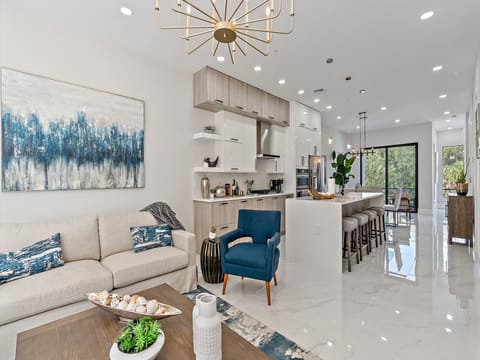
[308,155,327,192]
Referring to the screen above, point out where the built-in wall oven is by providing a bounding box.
[296,168,309,197]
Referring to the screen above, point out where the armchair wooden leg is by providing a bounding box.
[222,274,229,295]
[265,281,271,306]
[273,274,278,286]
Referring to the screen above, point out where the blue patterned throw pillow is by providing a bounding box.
[130,224,172,253]
[0,233,64,285]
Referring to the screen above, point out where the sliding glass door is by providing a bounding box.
[362,143,418,212]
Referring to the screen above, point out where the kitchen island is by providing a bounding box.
[285,192,384,274]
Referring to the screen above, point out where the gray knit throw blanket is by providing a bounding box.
[140,202,185,231]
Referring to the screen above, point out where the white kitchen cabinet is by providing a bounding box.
[266,124,285,173]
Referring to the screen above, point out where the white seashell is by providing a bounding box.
[110,294,121,308]
[123,294,131,302]
[97,290,109,301]
[126,302,136,312]
[155,305,168,315]
[135,305,147,314]
[117,300,128,311]
[146,300,159,314]
[130,295,139,304]
[136,296,147,306]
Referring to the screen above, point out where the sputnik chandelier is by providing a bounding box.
[154,0,295,63]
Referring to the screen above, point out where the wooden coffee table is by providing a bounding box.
[16,284,269,359]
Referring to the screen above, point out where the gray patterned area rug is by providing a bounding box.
[183,286,321,360]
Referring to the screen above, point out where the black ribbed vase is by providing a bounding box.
[200,238,223,283]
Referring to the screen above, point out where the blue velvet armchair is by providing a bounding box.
[220,209,281,305]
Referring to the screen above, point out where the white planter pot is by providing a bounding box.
[109,329,165,360]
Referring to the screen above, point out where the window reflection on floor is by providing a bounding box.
[384,220,418,282]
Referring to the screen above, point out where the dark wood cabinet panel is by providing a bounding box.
[448,195,474,247]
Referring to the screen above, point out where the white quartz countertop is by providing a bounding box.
[194,192,293,203]
[294,192,384,206]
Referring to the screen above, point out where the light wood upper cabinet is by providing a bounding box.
[193,67,229,111]
[228,77,248,112]
[261,91,280,122]
[278,99,290,126]
[246,86,263,117]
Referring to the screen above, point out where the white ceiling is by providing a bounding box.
[6,0,480,133]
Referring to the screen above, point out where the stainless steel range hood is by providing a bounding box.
[256,121,280,159]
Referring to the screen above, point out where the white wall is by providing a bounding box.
[350,122,433,213]
[321,125,349,180]
[0,3,211,230]
[435,129,465,208]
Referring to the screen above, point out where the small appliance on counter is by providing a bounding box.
[269,179,284,193]
[201,176,210,199]
[245,179,254,195]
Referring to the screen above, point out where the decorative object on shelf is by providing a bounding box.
[201,176,210,199]
[87,290,182,322]
[200,236,223,283]
[204,156,219,168]
[214,186,226,198]
[1,68,145,192]
[194,294,222,360]
[331,151,355,196]
[307,189,335,200]
[154,0,295,64]
[245,179,254,195]
[110,316,164,360]
[350,112,375,157]
[456,169,468,196]
[327,177,336,194]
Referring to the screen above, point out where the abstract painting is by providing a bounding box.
[1,68,145,191]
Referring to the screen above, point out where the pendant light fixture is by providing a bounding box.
[154,0,295,63]
[350,112,374,157]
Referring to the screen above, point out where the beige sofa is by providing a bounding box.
[0,211,197,325]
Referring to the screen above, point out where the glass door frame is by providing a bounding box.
[360,142,419,213]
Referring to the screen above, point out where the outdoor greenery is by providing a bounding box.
[116,316,160,353]
[442,145,465,195]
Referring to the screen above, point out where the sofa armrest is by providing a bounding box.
[172,230,196,267]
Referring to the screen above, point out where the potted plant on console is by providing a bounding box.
[331,151,356,196]
[456,169,468,196]
[110,316,164,360]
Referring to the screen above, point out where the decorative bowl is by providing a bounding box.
[109,329,165,360]
[308,189,335,200]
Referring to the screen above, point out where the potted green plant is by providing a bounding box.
[331,151,356,195]
[209,225,217,241]
[456,170,468,196]
[110,316,164,360]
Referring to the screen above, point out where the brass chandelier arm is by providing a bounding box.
[234,0,270,23]
[182,0,219,23]
[228,0,245,22]
[158,25,214,30]
[234,40,247,56]
[187,35,214,54]
[171,8,215,25]
[236,30,271,44]
[224,0,228,21]
[209,0,222,21]
[236,34,269,56]
[234,0,283,26]
[227,42,235,64]
[212,41,220,56]
[236,20,294,35]
[181,29,214,40]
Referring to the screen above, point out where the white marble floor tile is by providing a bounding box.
[200,211,480,360]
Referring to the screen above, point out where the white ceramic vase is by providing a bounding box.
[194,294,222,360]
[192,293,210,355]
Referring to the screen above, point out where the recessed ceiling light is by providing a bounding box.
[443,111,450,115]
[314,98,320,103]
[254,65,262,72]
[298,89,305,95]
[420,11,434,20]
[326,105,333,110]
[356,125,361,129]
[278,79,286,85]
[120,7,133,16]
[447,126,453,130]
[380,106,387,111]
[217,56,225,62]
[439,94,448,99]
[446,119,451,123]
[359,89,366,94]
[445,327,452,334]
[446,314,453,321]
[433,65,443,72]
[380,336,388,342]
[303,111,308,115]
[395,119,401,123]
[337,116,342,120]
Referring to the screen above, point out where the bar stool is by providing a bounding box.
[361,209,379,248]
[351,213,370,259]
[343,216,359,272]
[370,207,386,244]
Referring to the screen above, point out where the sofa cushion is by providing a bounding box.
[101,246,188,288]
[98,212,157,259]
[0,216,100,262]
[0,233,64,285]
[0,260,113,325]
[131,224,172,253]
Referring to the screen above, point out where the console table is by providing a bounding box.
[448,195,474,247]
